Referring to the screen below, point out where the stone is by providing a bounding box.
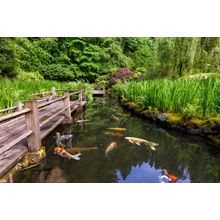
[158,114,167,122]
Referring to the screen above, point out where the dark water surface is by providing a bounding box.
[14,97,220,183]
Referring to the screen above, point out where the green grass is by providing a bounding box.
[0,78,92,109]
[114,78,220,119]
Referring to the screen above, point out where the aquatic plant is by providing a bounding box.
[114,78,220,119]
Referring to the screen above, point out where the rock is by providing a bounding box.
[142,111,152,120]
[157,114,167,122]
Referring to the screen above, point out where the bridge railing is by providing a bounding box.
[0,87,86,154]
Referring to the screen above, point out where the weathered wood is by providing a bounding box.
[24,101,41,152]
[40,107,67,127]
[0,106,17,113]
[70,91,80,96]
[79,90,83,109]
[0,145,28,178]
[61,92,73,124]
[0,115,24,131]
[51,87,56,99]
[40,116,65,140]
[0,108,31,123]
[38,96,65,108]
[0,130,32,155]
[15,102,23,111]
[39,103,64,122]
[0,123,26,143]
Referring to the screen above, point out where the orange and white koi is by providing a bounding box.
[54,146,81,160]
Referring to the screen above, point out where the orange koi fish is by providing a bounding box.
[54,146,81,160]
[163,169,178,183]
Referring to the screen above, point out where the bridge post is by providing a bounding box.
[15,102,23,111]
[24,100,41,152]
[78,90,83,110]
[51,87,56,99]
[61,92,73,124]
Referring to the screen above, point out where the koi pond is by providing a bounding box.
[14,97,220,183]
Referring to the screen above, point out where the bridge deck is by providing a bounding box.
[0,100,86,178]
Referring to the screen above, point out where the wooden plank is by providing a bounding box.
[0,106,17,113]
[70,91,80,96]
[38,96,65,109]
[0,115,24,131]
[40,116,65,140]
[40,107,67,127]
[25,101,41,152]
[0,130,32,155]
[0,108,31,123]
[0,145,28,178]
[0,123,26,143]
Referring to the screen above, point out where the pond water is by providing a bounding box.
[14,97,220,183]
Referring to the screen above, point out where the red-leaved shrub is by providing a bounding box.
[109,68,134,84]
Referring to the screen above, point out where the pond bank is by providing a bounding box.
[120,98,220,148]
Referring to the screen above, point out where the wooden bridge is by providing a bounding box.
[0,88,86,178]
[91,86,105,96]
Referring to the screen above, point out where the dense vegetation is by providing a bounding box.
[1,37,220,82]
[0,37,220,118]
[0,79,92,109]
[114,78,220,119]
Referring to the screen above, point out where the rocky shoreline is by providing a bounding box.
[120,98,220,147]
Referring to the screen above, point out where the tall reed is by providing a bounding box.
[0,79,91,109]
[115,78,220,119]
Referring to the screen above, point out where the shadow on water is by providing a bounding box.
[14,96,220,183]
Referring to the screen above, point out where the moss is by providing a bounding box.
[127,102,140,109]
[121,98,129,105]
[167,113,183,124]
[135,108,144,114]
[190,118,206,126]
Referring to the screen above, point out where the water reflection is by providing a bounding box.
[14,97,220,183]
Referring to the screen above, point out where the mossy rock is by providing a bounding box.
[167,113,183,124]
[141,109,159,121]
[126,102,140,110]
[135,108,144,115]
[121,98,129,105]
[190,118,206,126]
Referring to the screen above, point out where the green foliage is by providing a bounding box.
[0,38,17,77]
[16,69,44,80]
[0,78,91,109]
[1,37,220,82]
[114,78,220,119]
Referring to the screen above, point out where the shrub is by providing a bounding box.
[109,68,134,85]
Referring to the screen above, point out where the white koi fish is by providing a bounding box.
[125,137,158,151]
